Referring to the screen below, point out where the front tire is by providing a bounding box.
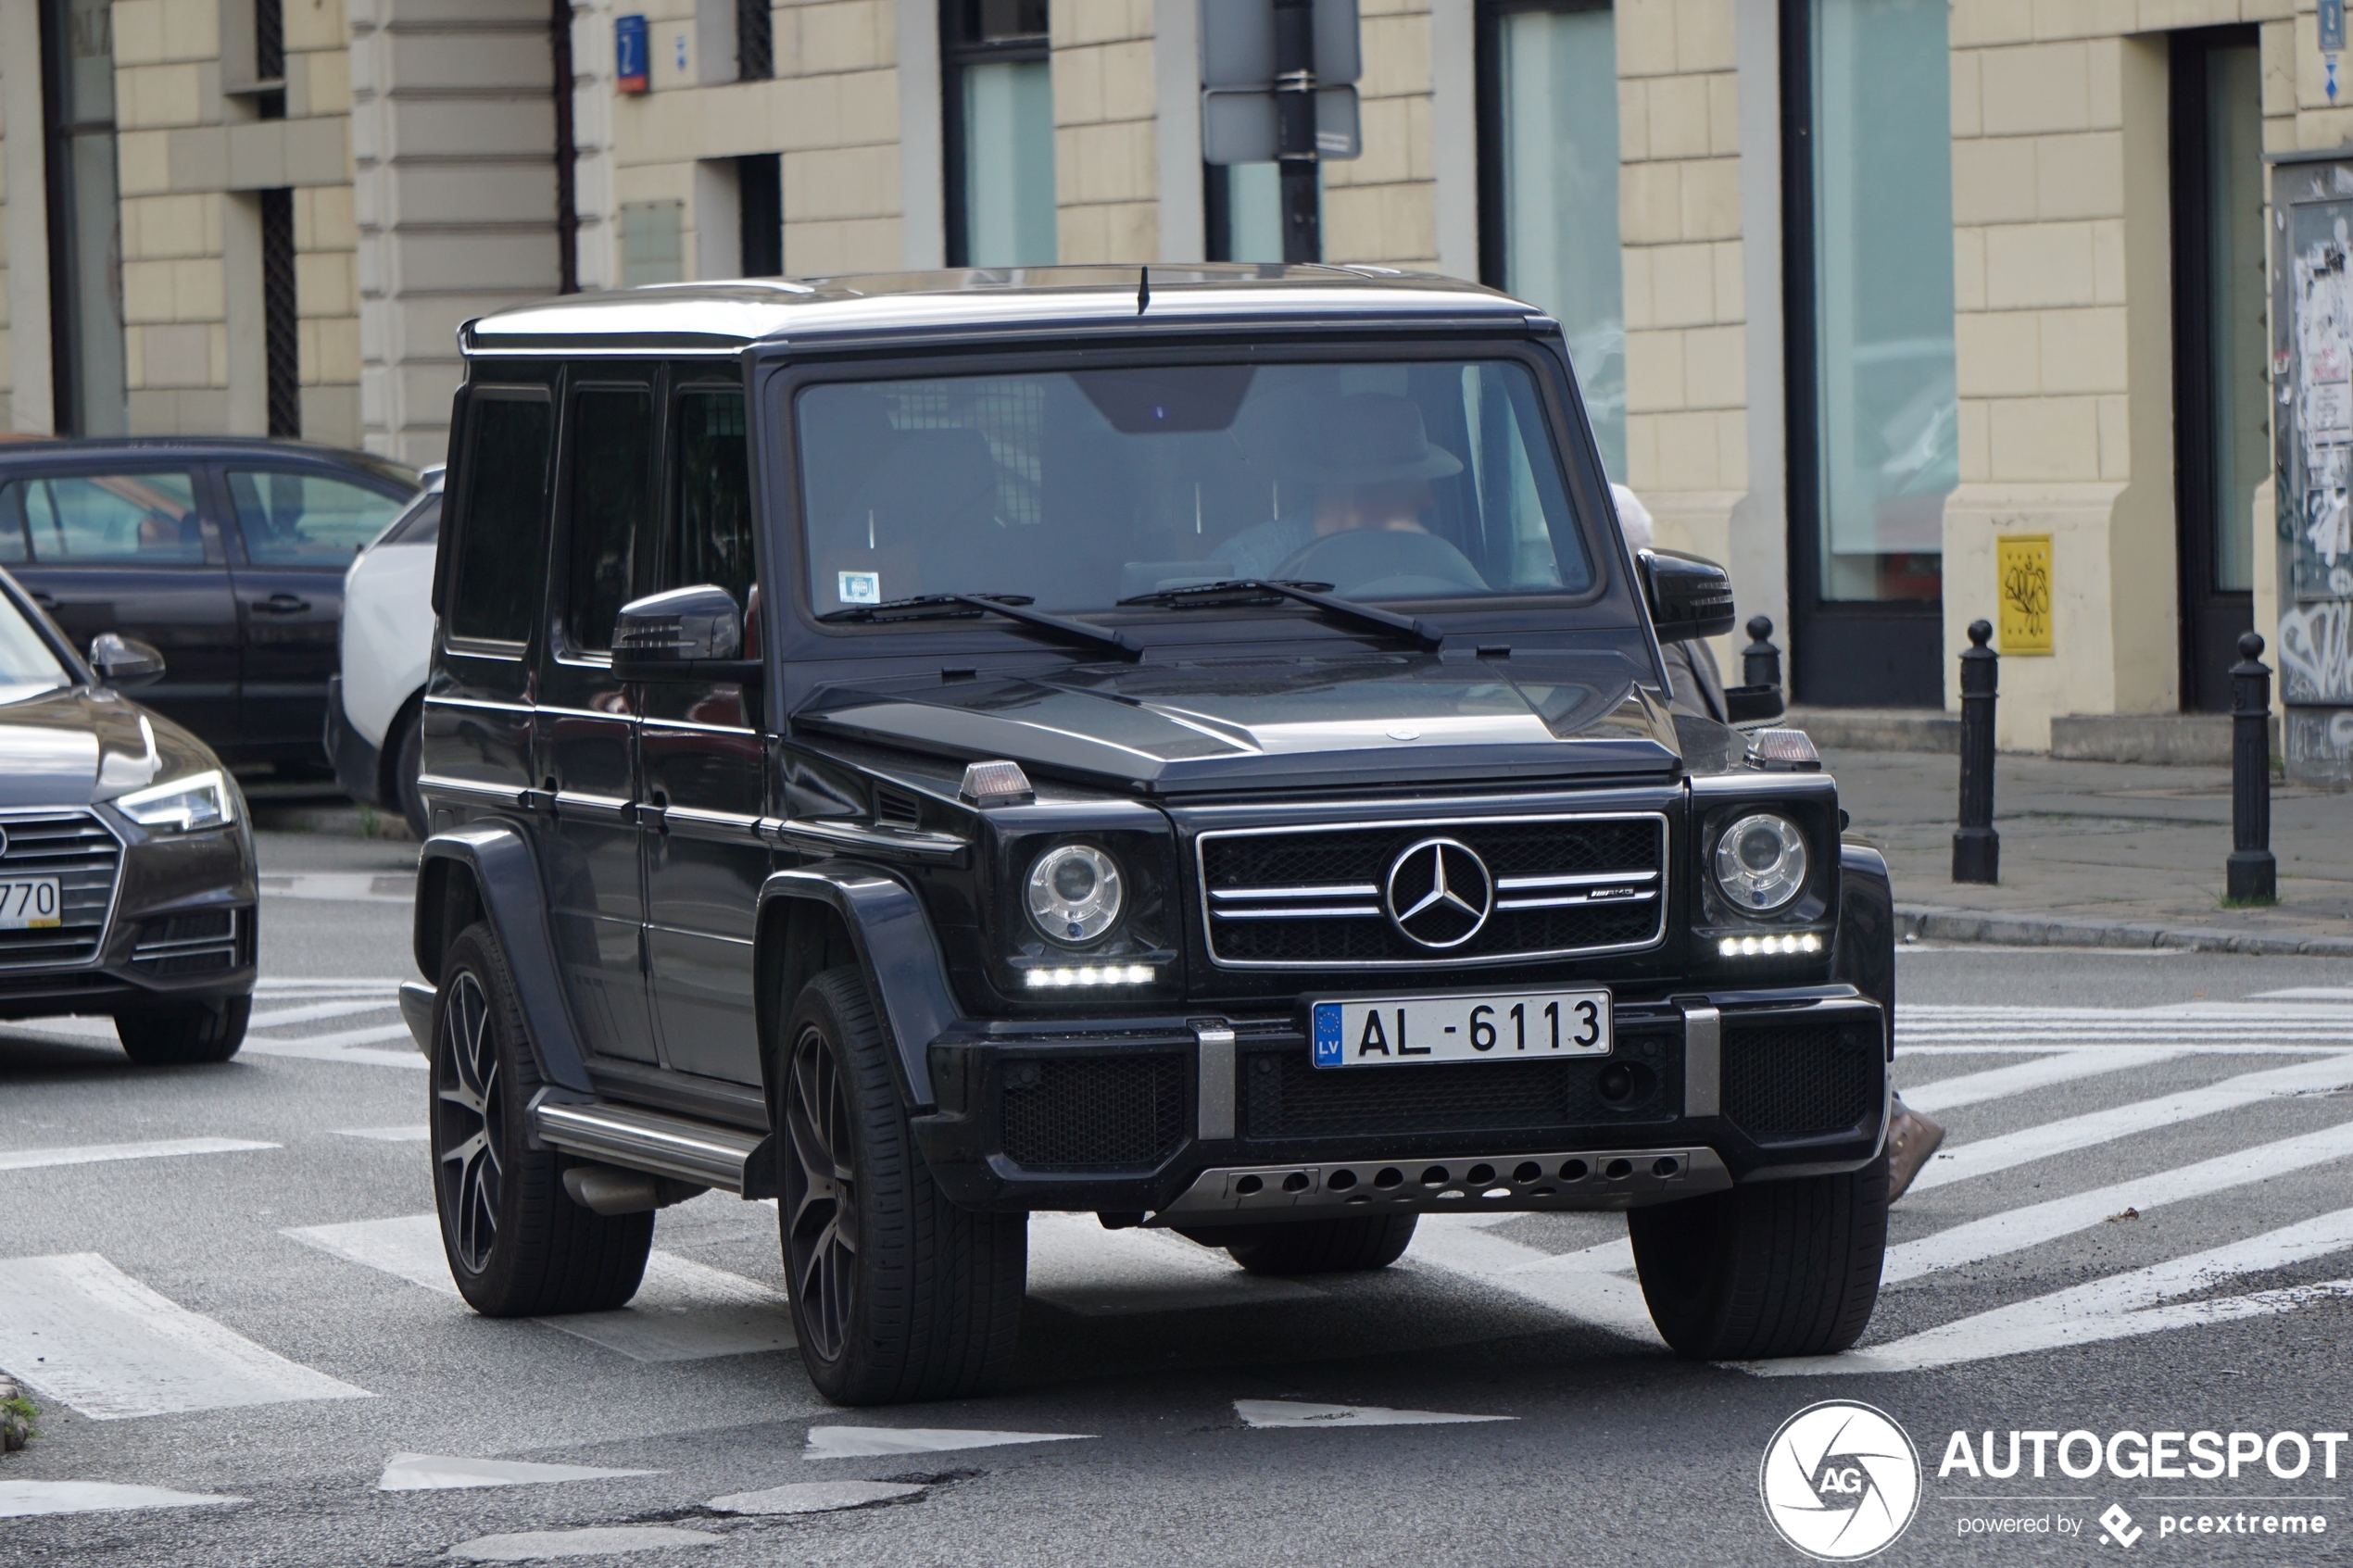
[431,922,651,1316]
[1223,1215,1418,1276]
[116,995,251,1066]
[1628,1156,1888,1359]
[780,969,1026,1405]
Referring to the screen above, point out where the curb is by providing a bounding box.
[1896,903,2353,958]
[247,803,416,843]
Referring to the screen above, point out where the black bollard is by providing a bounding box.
[1953,619,1999,884]
[2227,631,2276,903]
[1743,616,1782,689]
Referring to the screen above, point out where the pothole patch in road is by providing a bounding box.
[444,1524,719,1562]
[706,1479,925,1515]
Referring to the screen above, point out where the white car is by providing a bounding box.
[325,467,442,835]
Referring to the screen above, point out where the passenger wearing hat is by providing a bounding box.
[1219,393,1465,581]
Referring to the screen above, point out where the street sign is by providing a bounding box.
[1202,85,1359,164]
[1202,0,1360,88]
[616,14,648,94]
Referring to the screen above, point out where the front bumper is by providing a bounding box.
[912,985,1888,1215]
[324,675,383,808]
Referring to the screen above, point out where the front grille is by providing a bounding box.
[0,810,122,970]
[1721,1016,1882,1143]
[1200,813,1666,968]
[1001,1054,1186,1170]
[1242,1040,1676,1140]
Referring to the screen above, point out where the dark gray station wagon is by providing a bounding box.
[403,266,1896,1405]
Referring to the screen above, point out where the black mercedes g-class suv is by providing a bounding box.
[404,266,1894,1406]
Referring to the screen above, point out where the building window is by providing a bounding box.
[1476,0,1623,479]
[40,0,126,436]
[622,200,686,286]
[943,0,1055,268]
[1782,0,1956,705]
[260,189,300,438]
[255,0,286,119]
[740,155,783,276]
[1205,164,1291,265]
[736,0,774,80]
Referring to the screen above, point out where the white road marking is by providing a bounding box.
[708,1480,925,1514]
[1898,1048,2196,1115]
[239,1036,424,1071]
[283,1214,794,1361]
[0,1253,371,1419]
[258,873,416,906]
[447,1526,719,1562]
[0,1017,120,1042]
[0,1481,245,1518]
[376,1453,661,1491]
[246,999,401,1029]
[802,1425,1091,1460]
[1911,1055,2353,1193]
[1751,1206,2353,1376]
[1883,1118,2353,1286]
[333,1125,430,1143]
[1234,1399,1513,1428]
[0,1137,278,1172]
[2256,988,2353,1001]
[1406,1216,1660,1343]
[1026,1213,1323,1314]
[255,1022,414,1050]
[254,978,408,992]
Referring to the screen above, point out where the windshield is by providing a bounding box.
[0,587,71,703]
[796,358,1593,616]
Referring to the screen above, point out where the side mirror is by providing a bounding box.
[1639,549,1738,643]
[89,633,167,688]
[610,584,755,683]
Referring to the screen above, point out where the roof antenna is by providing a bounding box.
[1137,265,1151,316]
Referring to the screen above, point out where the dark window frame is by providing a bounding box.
[551,375,661,660]
[39,0,117,437]
[940,0,1051,268]
[736,0,775,80]
[442,383,557,653]
[1472,0,1612,296]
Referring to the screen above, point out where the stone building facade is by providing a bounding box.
[1,0,2347,752]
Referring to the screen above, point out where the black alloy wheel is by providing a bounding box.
[434,969,502,1274]
[785,1020,859,1362]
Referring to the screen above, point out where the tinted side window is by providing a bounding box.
[379,494,442,547]
[5,471,208,564]
[450,393,553,644]
[227,470,410,563]
[672,389,754,607]
[563,387,655,652]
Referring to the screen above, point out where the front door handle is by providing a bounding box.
[250,594,311,615]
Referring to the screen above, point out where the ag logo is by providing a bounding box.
[1759,1400,1921,1561]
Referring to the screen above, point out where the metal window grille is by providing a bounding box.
[256,0,283,80]
[736,0,774,80]
[260,187,300,439]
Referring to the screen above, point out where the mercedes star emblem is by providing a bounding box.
[1383,836,1493,948]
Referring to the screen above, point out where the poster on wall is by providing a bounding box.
[2275,174,2353,763]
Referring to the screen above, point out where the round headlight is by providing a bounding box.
[1026,844,1124,945]
[1713,813,1808,913]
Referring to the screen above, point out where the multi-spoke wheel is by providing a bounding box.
[778,968,1026,1406]
[428,922,651,1316]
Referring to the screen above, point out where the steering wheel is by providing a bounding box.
[1273,529,1490,599]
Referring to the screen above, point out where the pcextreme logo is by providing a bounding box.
[1761,1400,1924,1561]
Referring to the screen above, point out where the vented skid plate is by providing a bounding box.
[1148,1144,1731,1224]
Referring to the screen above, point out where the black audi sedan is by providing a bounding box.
[0,437,419,772]
[0,568,256,1063]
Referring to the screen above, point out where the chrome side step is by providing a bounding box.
[1148,1146,1731,1224]
[535,1099,768,1195]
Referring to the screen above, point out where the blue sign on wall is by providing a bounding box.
[615,14,648,94]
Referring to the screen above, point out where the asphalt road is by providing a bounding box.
[4,831,2353,1566]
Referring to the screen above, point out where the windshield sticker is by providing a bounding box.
[837,571,881,606]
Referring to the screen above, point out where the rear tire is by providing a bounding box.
[1224,1214,1418,1276]
[780,968,1026,1406]
[430,922,651,1316]
[1627,1155,1888,1360]
[391,703,428,839]
[115,995,251,1066]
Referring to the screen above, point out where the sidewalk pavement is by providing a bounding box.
[1825,747,2353,957]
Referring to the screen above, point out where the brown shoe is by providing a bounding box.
[1885,1098,1945,1202]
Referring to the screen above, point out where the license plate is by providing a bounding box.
[1312,990,1611,1068]
[0,877,61,931]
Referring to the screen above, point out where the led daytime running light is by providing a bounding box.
[1023,964,1159,988]
[1716,933,1822,958]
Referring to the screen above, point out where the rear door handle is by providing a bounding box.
[250,594,311,615]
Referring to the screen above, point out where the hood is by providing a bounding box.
[797,650,1683,794]
[0,684,209,809]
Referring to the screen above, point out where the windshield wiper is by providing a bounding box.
[819,592,1142,661]
[1116,579,1443,652]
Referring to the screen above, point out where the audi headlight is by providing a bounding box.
[1026,844,1123,945]
[114,769,237,834]
[1713,813,1807,912]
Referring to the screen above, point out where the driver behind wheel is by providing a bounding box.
[1219,393,1465,582]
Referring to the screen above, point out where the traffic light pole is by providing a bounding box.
[1273,0,1320,262]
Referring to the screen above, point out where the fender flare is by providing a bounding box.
[756,861,962,1110]
[412,822,595,1095]
[1832,838,1895,1056]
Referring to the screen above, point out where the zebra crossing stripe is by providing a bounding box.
[1910,1054,2353,1193]
[0,1137,278,1173]
[0,1253,371,1419]
[1750,1206,2353,1376]
[1406,1217,1659,1343]
[1883,1118,2353,1286]
[1899,1047,2197,1115]
[377,1453,662,1491]
[1235,1399,1513,1428]
[246,999,403,1029]
[803,1425,1091,1459]
[0,1480,245,1518]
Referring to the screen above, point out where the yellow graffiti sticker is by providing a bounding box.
[1996,534,2053,656]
